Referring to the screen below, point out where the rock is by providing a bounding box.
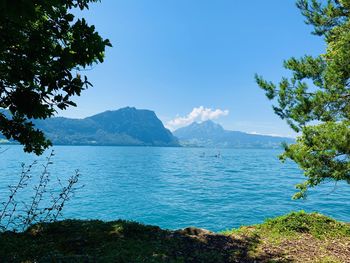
[175,227,214,237]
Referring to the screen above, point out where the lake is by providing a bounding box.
[0,145,349,232]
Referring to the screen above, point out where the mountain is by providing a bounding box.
[33,107,179,146]
[173,120,294,148]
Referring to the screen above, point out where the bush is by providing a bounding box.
[0,150,82,232]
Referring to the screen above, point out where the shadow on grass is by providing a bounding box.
[0,220,291,262]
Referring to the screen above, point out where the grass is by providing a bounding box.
[0,211,349,262]
[223,211,350,262]
[260,211,350,239]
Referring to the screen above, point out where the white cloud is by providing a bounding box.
[166,106,229,131]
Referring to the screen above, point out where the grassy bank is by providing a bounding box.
[0,211,349,262]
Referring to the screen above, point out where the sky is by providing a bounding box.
[63,0,326,138]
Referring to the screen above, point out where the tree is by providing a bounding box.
[256,0,350,199]
[0,0,111,155]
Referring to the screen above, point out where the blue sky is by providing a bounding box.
[64,0,325,137]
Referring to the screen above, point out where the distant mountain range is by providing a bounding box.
[1,107,294,148]
[33,107,179,147]
[173,120,294,148]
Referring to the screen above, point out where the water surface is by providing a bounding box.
[0,145,349,231]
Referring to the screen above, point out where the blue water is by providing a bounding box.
[0,145,349,232]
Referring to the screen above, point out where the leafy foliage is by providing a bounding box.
[256,0,350,198]
[0,0,111,154]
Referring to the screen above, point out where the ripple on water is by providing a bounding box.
[0,146,349,232]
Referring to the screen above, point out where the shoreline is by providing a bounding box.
[1,211,349,262]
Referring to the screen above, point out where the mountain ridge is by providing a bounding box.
[1,108,294,148]
[173,120,294,148]
[33,107,179,147]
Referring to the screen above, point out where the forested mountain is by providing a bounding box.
[33,107,179,146]
[174,120,294,148]
[1,109,293,148]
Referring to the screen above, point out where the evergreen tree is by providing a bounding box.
[256,0,350,198]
